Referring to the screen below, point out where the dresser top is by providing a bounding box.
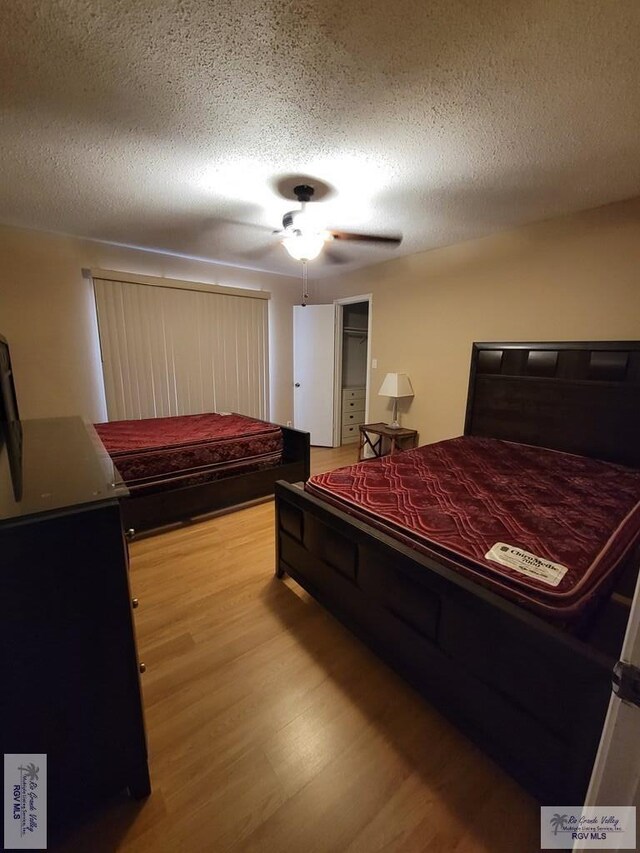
[0,416,128,523]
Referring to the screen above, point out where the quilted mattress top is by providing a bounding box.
[94,412,283,487]
[305,436,640,620]
[95,412,280,455]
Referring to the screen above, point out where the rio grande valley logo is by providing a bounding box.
[3,754,47,849]
[541,806,636,849]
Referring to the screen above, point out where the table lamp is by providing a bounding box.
[378,372,414,429]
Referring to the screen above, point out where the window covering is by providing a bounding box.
[93,276,269,421]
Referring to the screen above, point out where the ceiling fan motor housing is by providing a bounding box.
[282,185,316,232]
[278,182,401,257]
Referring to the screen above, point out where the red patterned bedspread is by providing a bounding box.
[306,437,640,621]
[94,413,283,495]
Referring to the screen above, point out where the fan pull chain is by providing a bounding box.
[301,260,309,306]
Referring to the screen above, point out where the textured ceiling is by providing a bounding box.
[1,1,640,278]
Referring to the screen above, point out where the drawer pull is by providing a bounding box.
[126,528,136,541]
[132,598,139,609]
[139,662,146,674]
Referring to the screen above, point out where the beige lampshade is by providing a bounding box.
[378,372,414,398]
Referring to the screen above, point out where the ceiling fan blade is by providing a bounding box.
[328,230,402,246]
[241,243,283,261]
[324,246,350,264]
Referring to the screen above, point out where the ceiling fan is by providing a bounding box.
[276,184,402,262]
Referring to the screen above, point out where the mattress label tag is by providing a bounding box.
[485,543,568,587]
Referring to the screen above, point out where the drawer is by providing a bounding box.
[343,398,365,412]
[342,387,366,402]
[342,424,361,441]
[342,409,365,427]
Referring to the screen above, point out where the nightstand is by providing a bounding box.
[358,422,418,461]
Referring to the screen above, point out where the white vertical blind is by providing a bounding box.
[93,276,269,422]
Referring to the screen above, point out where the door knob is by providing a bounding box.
[294,383,301,387]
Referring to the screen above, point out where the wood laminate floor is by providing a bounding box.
[53,445,541,853]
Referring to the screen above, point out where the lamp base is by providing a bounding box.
[387,399,401,430]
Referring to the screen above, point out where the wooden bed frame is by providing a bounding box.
[119,424,310,533]
[275,341,640,804]
[0,334,310,534]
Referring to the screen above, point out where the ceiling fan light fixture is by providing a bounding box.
[282,231,325,261]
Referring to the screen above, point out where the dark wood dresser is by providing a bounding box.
[0,416,150,836]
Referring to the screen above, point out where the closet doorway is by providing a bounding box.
[292,295,371,447]
[334,295,372,447]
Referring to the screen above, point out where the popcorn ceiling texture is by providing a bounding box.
[1,0,639,278]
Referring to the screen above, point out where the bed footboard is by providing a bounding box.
[281,426,310,480]
[274,480,613,804]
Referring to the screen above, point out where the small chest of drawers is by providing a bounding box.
[341,387,366,444]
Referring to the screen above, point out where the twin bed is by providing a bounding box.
[94,411,309,531]
[0,333,309,532]
[275,340,640,804]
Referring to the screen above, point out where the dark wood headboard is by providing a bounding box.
[464,341,640,468]
[0,335,20,423]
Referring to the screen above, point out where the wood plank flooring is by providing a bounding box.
[53,445,541,852]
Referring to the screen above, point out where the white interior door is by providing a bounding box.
[293,304,337,446]
[578,566,640,845]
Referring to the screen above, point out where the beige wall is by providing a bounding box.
[0,225,300,424]
[3,197,639,437]
[318,197,640,445]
